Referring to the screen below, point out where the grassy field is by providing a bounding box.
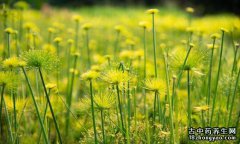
[0,3,240,144]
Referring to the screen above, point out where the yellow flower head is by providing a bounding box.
[5,28,14,34]
[144,78,166,93]
[48,27,55,33]
[119,50,134,60]
[210,33,220,39]
[81,70,99,81]
[54,37,62,43]
[72,52,80,57]
[72,15,82,22]
[146,9,159,14]
[101,69,130,84]
[193,105,210,113]
[67,39,74,44]
[42,44,56,53]
[69,68,79,75]
[94,92,115,110]
[139,21,150,29]
[91,65,102,72]
[3,57,26,68]
[185,7,194,13]
[82,23,92,30]
[220,27,229,33]
[46,83,57,89]
[114,25,124,32]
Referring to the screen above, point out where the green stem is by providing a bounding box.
[65,55,78,137]
[207,38,215,124]
[227,68,240,126]
[116,84,125,139]
[163,53,174,143]
[6,33,10,58]
[152,91,157,136]
[38,68,63,144]
[146,105,150,144]
[143,27,147,114]
[90,80,98,144]
[86,30,91,69]
[210,30,225,126]
[187,70,191,127]
[114,31,120,58]
[100,110,106,144]
[21,67,49,144]
[75,21,79,50]
[2,85,14,144]
[152,13,157,78]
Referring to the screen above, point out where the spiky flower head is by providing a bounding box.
[144,78,166,93]
[21,50,59,71]
[119,50,134,60]
[5,28,14,34]
[67,39,74,44]
[169,46,207,71]
[2,57,26,69]
[101,69,130,85]
[94,92,115,110]
[146,9,159,14]
[185,7,194,13]
[81,70,99,81]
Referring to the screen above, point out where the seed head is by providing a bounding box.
[146,9,159,14]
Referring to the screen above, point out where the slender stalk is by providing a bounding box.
[152,13,158,78]
[210,30,225,126]
[152,91,157,135]
[37,89,51,144]
[6,33,11,58]
[173,45,193,143]
[90,80,98,144]
[100,110,106,144]
[187,69,191,127]
[65,55,78,137]
[142,27,147,115]
[75,21,79,50]
[163,53,174,143]
[116,84,125,139]
[114,31,120,58]
[207,38,216,124]
[86,30,91,69]
[1,85,14,144]
[12,93,17,138]
[21,67,49,144]
[227,68,240,126]
[38,68,63,144]
[146,105,150,144]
